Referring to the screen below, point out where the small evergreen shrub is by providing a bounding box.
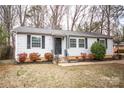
[91,42,106,60]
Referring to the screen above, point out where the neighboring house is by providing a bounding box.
[114,42,124,47]
[12,26,113,61]
[113,42,124,54]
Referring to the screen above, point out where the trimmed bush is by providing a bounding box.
[91,42,106,60]
[44,52,53,61]
[18,53,27,62]
[29,53,40,62]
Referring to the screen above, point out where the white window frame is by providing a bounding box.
[69,38,77,48]
[78,38,85,48]
[31,35,41,48]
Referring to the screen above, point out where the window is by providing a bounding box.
[27,35,31,49]
[79,39,85,48]
[99,39,106,47]
[32,36,41,47]
[70,39,76,48]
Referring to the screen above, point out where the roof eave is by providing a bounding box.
[16,32,113,39]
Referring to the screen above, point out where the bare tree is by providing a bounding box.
[100,6,105,34]
[70,5,87,31]
[77,6,88,31]
[101,5,124,36]
[49,5,67,29]
[27,5,47,28]
[0,5,17,45]
[89,6,96,32]
[112,6,124,36]
[17,5,28,26]
[66,6,70,30]
[105,5,111,36]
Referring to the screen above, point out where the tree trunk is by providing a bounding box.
[100,9,105,34]
[107,5,111,36]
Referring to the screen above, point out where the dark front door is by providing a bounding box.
[55,38,62,55]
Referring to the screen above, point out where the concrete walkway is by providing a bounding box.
[58,59,124,66]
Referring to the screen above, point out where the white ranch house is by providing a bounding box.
[12,26,113,61]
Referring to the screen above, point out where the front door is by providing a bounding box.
[54,38,62,55]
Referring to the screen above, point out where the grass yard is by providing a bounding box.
[0,60,124,88]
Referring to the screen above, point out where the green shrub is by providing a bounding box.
[91,42,106,60]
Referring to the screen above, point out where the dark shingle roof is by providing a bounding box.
[12,26,112,39]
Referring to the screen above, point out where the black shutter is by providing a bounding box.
[27,35,31,49]
[105,38,107,48]
[97,38,99,42]
[85,38,88,49]
[42,36,45,49]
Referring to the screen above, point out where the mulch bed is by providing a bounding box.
[15,61,53,65]
[68,57,124,63]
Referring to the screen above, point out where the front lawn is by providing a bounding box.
[0,61,124,87]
